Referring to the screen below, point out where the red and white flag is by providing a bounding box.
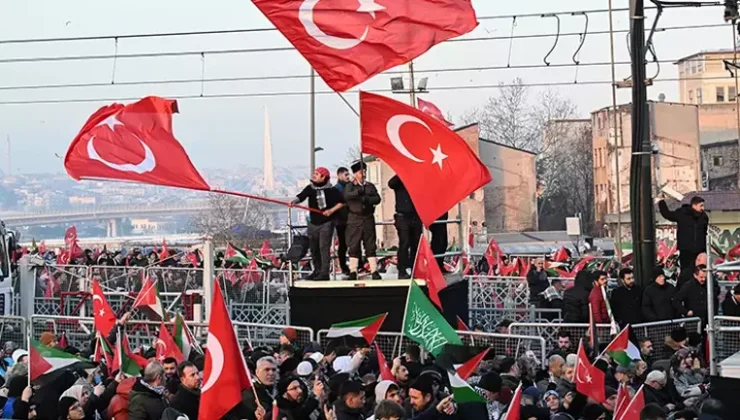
[199,280,252,420]
[251,0,478,92]
[155,322,185,364]
[91,279,117,336]
[64,96,210,191]
[617,385,645,420]
[361,92,491,226]
[159,239,169,262]
[411,235,448,308]
[417,98,453,126]
[575,339,606,403]
[374,342,394,382]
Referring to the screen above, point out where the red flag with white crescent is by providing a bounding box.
[417,98,453,126]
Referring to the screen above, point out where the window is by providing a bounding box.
[697,88,703,104]
[714,156,724,166]
[689,90,694,102]
[730,86,737,101]
[691,61,697,74]
[717,86,725,102]
[697,57,704,73]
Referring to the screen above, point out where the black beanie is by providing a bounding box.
[278,376,300,396]
[671,327,688,343]
[58,397,78,416]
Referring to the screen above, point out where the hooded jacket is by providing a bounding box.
[562,272,593,323]
[658,201,708,254]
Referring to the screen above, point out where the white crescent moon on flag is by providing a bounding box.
[92,295,104,305]
[386,115,430,163]
[86,115,157,175]
[575,356,588,383]
[201,332,224,393]
[299,0,369,50]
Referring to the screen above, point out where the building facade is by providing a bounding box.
[700,140,739,190]
[591,102,701,229]
[367,123,537,247]
[676,49,739,105]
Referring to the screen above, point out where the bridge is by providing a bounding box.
[0,198,294,228]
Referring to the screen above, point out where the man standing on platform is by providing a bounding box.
[656,194,708,270]
[293,167,345,280]
[389,175,422,279]
[344,160,382,280]
[429,212,449,272]
[334,167,352,276]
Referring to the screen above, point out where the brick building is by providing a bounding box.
[700,139,739,190]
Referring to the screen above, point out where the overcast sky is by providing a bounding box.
[0,0,729,174]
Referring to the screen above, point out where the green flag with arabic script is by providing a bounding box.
[403,280,462,356]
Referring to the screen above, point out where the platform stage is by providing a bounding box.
[289,277,469,337]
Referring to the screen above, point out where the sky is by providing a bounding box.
[0,0,731,174]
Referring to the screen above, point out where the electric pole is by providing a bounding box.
[629,0,655,288]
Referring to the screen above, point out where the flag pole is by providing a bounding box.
[398,235,424,358]
[26,319,31,388]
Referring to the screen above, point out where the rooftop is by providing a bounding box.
[674,48,740,64]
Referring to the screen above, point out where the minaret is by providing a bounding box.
[263,105,275,191]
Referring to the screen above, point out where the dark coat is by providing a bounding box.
[229,381,274,420]
[673,278,719,325]
[527,269,549,305]
[276,390,320,420]
[642,282,677,322]
[658,201,708,254]
[388,175,418,216]
[722,294,740,317]
[344,181,381,217]
[128,379,169,420]
[610,284,643,326]
[333,399,365,420]
[170,384,200,420]
[562,272,592,323]
[411,399,456,420]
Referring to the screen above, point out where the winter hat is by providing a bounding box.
[309,352,324,364]
[40,332,57,346]
[278,376,301,396]
[498,357,516,374]
[339,380,364,397]
[281,328,298,343]
[653,267,666,280]
[605,386,618,398]
[409,375,435,395]
[315,167,330,179]
[11,349,27,364]
[374,380,398,404]
[522,386,541,401]
[280,357,300,374]
[303,341,323,355]
[478,372,502,393]
[58,397,79,416]
[671,327,688,343]
[542,390,560,403]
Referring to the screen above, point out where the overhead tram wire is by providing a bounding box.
[0,75,727,106]
[0,55,728,93]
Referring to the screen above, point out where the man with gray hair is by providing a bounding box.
[527,258,549,307]
[129,361,169,420]
[643,370,676,412]
[537,354,565,392]
[232,356,277,420]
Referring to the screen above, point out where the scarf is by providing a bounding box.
[310,181,332,210]
[139,378,166,395]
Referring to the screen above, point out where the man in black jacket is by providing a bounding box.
[722,283,740,316]
[610,268,643,327]
[293,167,346,280]
[275,376,322,420]
[333,380,366,420]
[335,167,352,276]
[128,362,169,420]
[527,258,549,307]
[170,361,200,420]
[673,265,719,330]
[657,195,708,270]
[642,268,677,322]
[676,252,706,291]
[389,175,422,279]
[562,271,592,323]
[232,356,276,420]
[344,160,382,280]
[429,213,449,271]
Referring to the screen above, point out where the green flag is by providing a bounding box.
[403,280,462,356]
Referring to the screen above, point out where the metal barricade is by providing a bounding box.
[0,316,27,350]
[714,316,740,363]
[233,322,313,350]
[317,330,412,360]
[88,265,146,292]
[457,331,548,366]
[220,269,290,325]
[147,266,204,293]
[631,318,702,360]
[509,322,614,354]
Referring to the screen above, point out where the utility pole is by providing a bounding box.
[629,0,655,288]
[409,62,417,107]
[608,0,623,258]
[309,69,316,175]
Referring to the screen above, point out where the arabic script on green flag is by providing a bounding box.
[403,280,462,356]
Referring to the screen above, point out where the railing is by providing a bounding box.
[29,315,314,352]
[714,316,740,368]
[510,318,702,361]
[457,331,548,366]
[0,316,28,351]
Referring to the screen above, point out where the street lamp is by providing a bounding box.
[389,74,429,106]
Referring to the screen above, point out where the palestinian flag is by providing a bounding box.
[327,313,387,343]
[225,243,250,265]
[93,334,114,366]
[30,341,92,382]
[113,334,144,377]
[173,313,202,358]
[447,370,485,404]
[455,348,490,381]
[133,276,168,321]
[604,326,642,366]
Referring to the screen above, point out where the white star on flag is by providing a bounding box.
[98,309,105,317]
[430,144,448,169]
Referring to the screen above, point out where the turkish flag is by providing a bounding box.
[159,240,169,263]
[156,322,185,364]
[374,342,394,382]
[417,98,453,126]
[575,339,606,403]
[361,92,491,226]
[411,235,447,308]
[64,96,210,191]
[199,280,252,420]
[619,385,645,420]
[251,0,478,92]
[92,279,117,336]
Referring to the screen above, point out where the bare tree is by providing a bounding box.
[189,193,269,246]
[343,144,362,167]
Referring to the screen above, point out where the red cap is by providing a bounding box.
[316,167,330,179]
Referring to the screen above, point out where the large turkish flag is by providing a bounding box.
[64,96,210,191]
[251,0,478,92]
[360,91,491,226]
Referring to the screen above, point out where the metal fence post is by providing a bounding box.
[18,257,35,319]
[202,240,215,322]
[707,235,718,376]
